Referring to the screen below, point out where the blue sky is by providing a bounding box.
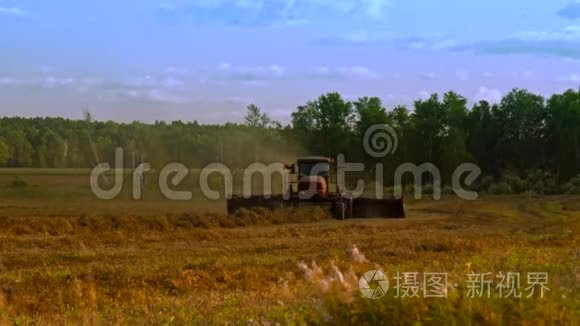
[1,0,580,123]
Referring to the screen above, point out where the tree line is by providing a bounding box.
[0,88,579,193]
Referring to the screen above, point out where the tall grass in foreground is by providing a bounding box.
[298,245,578,325]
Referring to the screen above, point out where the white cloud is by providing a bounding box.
[561,74,580,83]
[74,77,104,92]
[165,67,188,75]
[146,89,186,103]
[124,75,183,89]
[218,62,231,71]
[217,63,286,81]
[476,87,503,103]
[511,26,580,42]
[341,66,381,79]
[418,90,432,100]
[241,80,271,87]
[431,39,459,50]
[161,78,183,89]
[158,7,395,57]
[158,2,177,11]
[360,0,391,18]
[406,35,459,51]
[39,65,52,74]
[239,64,285,77]
[311,66,382,80]
[0,70,191,104]
[227,96,255,105]
[557,2,580,19]
[317,31,458,52]
[120,74,187,103]
[463,26,580,59]
[324,30,378,44]
[271,18,309,28]
[0,77,22,86]
[562,57,580,63]
[319,26,580,59]
[124,75,156,88]
[422,72,439,80]
[456,70,470,81]
[0,7,27,16]
[522,70,534,78]
[0,75,91,89]
[126,88,186,104]
[41,77,75,88]
[160,0,392,25]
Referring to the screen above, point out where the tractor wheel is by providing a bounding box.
[334,200,346,220]
[345,198,353,219]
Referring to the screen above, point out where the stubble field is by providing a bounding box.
[0,171,578,324]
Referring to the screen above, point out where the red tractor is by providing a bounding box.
[227,156,406,219]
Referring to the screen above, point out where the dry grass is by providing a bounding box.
[0,191,578,324]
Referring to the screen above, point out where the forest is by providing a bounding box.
[0,88,579,194]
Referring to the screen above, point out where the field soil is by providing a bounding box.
[0,187,578,323]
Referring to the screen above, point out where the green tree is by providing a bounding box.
[6,130,33,167]
[291,92,354,157]
[496,89,546,173]
[354,97,390,135]
[467,101,500,176]
[0,88,579,190]
[442,91,468,130]
[390,105,411,131]
[353,97,390,163]
[244,104,273,128]
[545,89,580,181]
[0,138,10,166]
[412,94,445,165]
[439,92,470,179]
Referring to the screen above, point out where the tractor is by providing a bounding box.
[227,156,406,219]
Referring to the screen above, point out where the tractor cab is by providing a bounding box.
[287,157,332,199]
[297,157,330,179]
